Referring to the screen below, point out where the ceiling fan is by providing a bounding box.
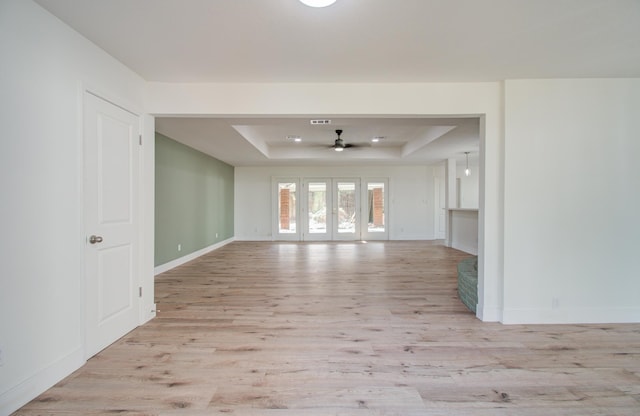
[330,129,367,152]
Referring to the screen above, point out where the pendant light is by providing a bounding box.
[464,152,471,177]
[299,0,337,7]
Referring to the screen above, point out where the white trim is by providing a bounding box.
[451,242,478,255]
[82,82,142,117]
[502,307,640,325]
[154,238,235,275]
[139,114,156,325]
[0,347,85,415]
[476,305,502,322]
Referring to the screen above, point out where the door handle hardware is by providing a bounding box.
[89,235,103,244]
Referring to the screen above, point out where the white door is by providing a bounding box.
[84,92,140,358]
[303,179,332,241]
[273,178,300,241]
[333,179,360,241]
[361,179,389,241]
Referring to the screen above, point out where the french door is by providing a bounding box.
[274,177,387,241]
[332,179,360,241]
[361,179,388,241]
[303,179,332,241]
[274,179,300,241]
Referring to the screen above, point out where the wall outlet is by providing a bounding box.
[177,244,181,252]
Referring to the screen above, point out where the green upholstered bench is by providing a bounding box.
[457,256,478,313]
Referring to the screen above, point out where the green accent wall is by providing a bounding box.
[155,133,234,266]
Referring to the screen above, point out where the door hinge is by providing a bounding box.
[139,287,142,298]
[139,134,142,146]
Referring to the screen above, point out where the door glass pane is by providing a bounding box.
[367,182,385,232]
[308,182,327,234]
[337,182,356,233]
[278,182,296,233]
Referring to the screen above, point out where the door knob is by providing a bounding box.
[89,235,103,244]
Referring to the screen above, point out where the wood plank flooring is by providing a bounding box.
[14,241,640,415]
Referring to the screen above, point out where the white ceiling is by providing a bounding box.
[35,0,640,166]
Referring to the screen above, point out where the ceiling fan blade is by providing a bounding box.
[345,142,370,148]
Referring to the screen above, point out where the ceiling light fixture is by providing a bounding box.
[371,136,385,143]
[299,0,337,7]
[464,152,471,177]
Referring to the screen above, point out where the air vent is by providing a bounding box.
[310,119,331,125]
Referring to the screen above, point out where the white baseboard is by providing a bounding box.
[234,236,273,241]
[452,241,478,255]
[502,306,640,324]
[0,347,85,415]
[476,305,502,322]
[154,237,235,275]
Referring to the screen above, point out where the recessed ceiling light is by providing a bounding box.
[371,136,385,143]
[287,135,302,142]
[299,0,337,7]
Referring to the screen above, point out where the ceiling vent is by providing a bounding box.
[310,119,331,125]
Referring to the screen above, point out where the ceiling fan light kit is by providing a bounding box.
[333,129,345,151]
[299,0,337,7]
[329,129,367,151]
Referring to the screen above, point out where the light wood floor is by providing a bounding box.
[15,241,640,415]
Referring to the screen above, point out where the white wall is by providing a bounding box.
[449,209,479,255]
[235,165,434,241]
[502,79,640,324]
[0,1,153,413]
